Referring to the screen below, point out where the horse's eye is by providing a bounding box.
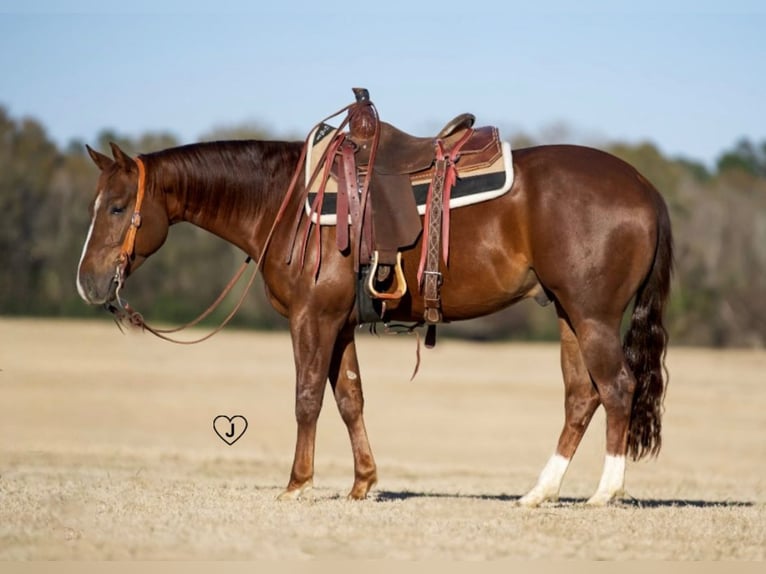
[110,206,125,215]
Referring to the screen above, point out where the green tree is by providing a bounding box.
[0,108,61,314]
[717,138,766,177]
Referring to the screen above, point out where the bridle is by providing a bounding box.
[104,113,323,343]
[104,98,376,345]
[106,155,257,344]
[110,156,147,307]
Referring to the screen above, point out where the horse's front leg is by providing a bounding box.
[328,324,377,499]
[277,306,347,501]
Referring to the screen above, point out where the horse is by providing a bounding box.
[76,133,673,506]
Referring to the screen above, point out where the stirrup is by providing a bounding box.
[367,251,407,300]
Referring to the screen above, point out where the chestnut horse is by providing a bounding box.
[77,138,672,506]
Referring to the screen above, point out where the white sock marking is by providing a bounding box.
[519,454,570,506]
[588,454,626,505]
[595,454,625,493]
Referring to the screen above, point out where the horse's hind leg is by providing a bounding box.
[328,325,378,499]
[519,309,601,507]
[575,316,637,506]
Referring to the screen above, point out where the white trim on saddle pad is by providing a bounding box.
[303,125,515,226]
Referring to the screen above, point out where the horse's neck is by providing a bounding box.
[153,142,299,257]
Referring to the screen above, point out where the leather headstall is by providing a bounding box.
[113,156,147,291]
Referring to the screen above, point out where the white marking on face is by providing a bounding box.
[345,370,358,380]
[76,192,103,302]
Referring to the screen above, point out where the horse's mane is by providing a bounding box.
[142,139,303,222]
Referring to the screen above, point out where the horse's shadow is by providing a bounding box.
[372,490,755,509]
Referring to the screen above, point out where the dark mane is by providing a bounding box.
[142,139,303,223]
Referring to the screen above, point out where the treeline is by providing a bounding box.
[1,106,764,347]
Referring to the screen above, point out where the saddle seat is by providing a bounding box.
[350,112,480,176]
[347,101,498,185]
[382,120,476,174]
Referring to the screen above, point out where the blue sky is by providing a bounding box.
[1,0,763,167]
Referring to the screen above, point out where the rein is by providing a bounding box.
[108,100,361,344]
[108,156,260,344]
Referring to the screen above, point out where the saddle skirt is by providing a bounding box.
[304,122,515,226]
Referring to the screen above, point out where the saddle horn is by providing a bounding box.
[350,88,376,140]
[352,87,370,102]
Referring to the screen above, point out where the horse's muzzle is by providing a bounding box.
[76,272,119,306]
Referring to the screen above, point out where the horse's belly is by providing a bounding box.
[389,255,538,322]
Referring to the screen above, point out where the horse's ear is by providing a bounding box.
[86,144,114,171]
[109,142,136,172]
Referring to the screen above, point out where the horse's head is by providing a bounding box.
[76,142,169,306]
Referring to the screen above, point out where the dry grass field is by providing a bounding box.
[0,318,763,560]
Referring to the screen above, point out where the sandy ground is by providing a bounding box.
[0,318,763,560]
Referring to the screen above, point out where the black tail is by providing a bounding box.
[624,190,674,460]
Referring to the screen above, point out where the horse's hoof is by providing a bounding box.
[347,477,377,500]
[277,481,313,501]
[517,497,538,508]
[346,483,370,500]
[517,489,558,508]
[585,492,616,507]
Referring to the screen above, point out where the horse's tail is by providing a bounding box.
[624,190,674,461]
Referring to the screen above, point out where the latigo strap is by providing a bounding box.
[417,129,474,326]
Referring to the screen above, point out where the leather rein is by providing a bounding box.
[106,156,261,344]
[107,101,362,344]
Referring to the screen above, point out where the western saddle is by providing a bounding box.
[298,88,502,342]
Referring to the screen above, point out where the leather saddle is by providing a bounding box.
[342,88,501,305]
[296,88,503,332]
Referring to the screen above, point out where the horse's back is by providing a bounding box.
[512,144,663,211]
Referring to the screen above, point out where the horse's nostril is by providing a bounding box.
[76,273,112,305]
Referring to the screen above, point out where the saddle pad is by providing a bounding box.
[304,122,515,225]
